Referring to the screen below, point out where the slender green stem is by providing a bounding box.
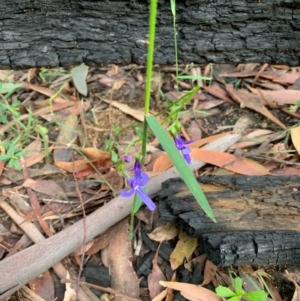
[144,0,158,116]
[141,120,148,164]
[129,194,138,239]
[172,9,178,79]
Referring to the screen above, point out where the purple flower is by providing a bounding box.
[121,161,156,211]
[174,135,193,164]
[123,155,132,163]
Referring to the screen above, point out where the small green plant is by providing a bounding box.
[216,276,268,301]
[0,140,27,171]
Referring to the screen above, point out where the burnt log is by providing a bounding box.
[158,176,300,266]
[1,0,300,69]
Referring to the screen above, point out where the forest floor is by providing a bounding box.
[1,63,300,301]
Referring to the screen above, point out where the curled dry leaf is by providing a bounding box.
[108,219,140,301]
[81,148,111,161]
[148,223,179,242]
[55,159,90,174]
[201,260,217,286]
[159,281,221,301]
[148,243,166,299]
[170,231,197,270]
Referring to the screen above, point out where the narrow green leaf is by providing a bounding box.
[179,86,200,106]
[133,197,143,213]
[243,290,268,301]
[215,286,236,298]
[178,75,211,81]
[146,114,215,221]
[170,0,176,16]
[71,63,88,96]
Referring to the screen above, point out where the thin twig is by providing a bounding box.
[72,157,87,296]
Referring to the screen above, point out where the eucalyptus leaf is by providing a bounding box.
[71,63,88,96]
[146,114,215,221]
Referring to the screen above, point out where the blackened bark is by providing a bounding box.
[158,176,300,266]
[0,0,299,69]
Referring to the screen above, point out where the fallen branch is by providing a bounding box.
[0,134,241,299]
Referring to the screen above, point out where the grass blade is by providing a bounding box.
[146,114,215,221]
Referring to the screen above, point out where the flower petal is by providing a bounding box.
[120,188,135,198]
[136,187,156,211]
[181,147,191,155]
[183,153,191,164]
[124,155,132,163]
[135,171,149,186]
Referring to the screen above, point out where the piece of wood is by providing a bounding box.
[158,175,300,266]
[0,0,299,69]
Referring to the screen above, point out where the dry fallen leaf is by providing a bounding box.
[28,270,55,301]
[291,125,300,156]
[102,99,144,122]
[108,219,140,301]
[53,114,78,162]
[159,281,221,301]
[170,231,197,270]
[201,260,217,286]
[225,85,286,129]
[285,270,300,301]
[81,148,111,161]
[148,243,166,299]
[148,223,179,242]
[23,179,66,198]
[191,149,269,176]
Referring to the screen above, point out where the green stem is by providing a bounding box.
[144,0,158,116]
[173,11,178,79]
[129,194,138,239]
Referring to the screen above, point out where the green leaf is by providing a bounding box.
[0,155,9,161]
[8,158,16,169]
[215,286,236,298]
[133,196,143,213]
[177,75,211,81]
[0,83,23,94]
[111,150,118,163]
[233,277,244,295]
[243,290,268,301]
[16,151,27,158]
[71,63,88,96]
[146,114,215,221]
[170,0,176,16]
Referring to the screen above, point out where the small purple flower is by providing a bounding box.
[123,155,132,163]
[121,161,156,211]
[174,135,193,164]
